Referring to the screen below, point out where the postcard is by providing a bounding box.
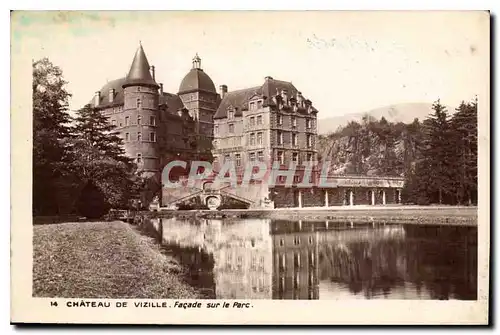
[11,10,490,325]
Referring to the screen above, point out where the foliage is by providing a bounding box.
[318,98,478,205]
[69,104,141,209]
[32,58,145,215]
[76,179,109,219]
[32,58,74,215]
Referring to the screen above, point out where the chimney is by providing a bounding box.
[150,65,155,81]
[219,85,228,99]
[109,88,115,103]
[159,83,163,95]
[94,91,100,106]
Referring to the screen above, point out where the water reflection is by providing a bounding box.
[153,218,477,300]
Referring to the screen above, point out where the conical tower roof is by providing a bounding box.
[122,44,159,89]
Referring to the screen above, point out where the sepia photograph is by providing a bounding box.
[10,10,490,325]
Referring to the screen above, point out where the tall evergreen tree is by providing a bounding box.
[416,99,454,204]
[70,104,140,209]
[449,99,478,205]
[32,58,73,215]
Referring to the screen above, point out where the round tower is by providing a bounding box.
[122,43,160,178]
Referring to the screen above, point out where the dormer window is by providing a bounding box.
[249,102,256,111]
[228,109,234,119]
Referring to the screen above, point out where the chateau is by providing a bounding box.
[91,44,405,209]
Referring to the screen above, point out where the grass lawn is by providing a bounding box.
[33,221,202,299]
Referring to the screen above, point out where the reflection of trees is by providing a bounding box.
[404,226,477,300]
[319,240,406,298]
[318,226,477,300]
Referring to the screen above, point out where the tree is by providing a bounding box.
[415,99,455,204]
[76,179,109,219]
[449,99,478,205]
[32,58,73,215]
[69,104,140,209]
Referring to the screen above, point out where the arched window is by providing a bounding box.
[137,132,142,142]
[137,115,142,125]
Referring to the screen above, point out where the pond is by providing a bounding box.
[150,217,477,300]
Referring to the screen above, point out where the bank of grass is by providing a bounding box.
[33,221,202,299]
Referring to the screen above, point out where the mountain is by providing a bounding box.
[317,102,454,135]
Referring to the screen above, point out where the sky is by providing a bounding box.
[12,11,489,119]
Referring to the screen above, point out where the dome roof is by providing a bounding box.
[178,54,216,94]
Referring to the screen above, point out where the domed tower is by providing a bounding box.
[122,43,160,178]
[178,54,219,154]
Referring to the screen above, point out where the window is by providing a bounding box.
[294,252,301,268]
[249,102,256,110]
[292,133,298,146]
[137,87,141,92]
[250,116,255,126]
[257,151,264,161]
[307,153,313,163]
[213,156,219,164]
[294,175,301,183]
[292,152,299,163]
[291,116,297,128]
[279,238,284,247]
[125,116,130,126]
[214,125,219,135]
[278,176,286,183]
[137,132,142,142]
[257,115,262,125]
[250,133,256,146]
[150,116,155,126]
[257,132,263,145]
[277,114,283,125]
[228,123,234,133]
[306,119,312,129]
[235,154,241,167]
[111,119,117,127]
[228,110,234,119]
[277,131,283,145]
[137,153,142,164]
[136,98,141,108]
[224,154,231,163]
[309,236,314,244]
[125,133,130,141]
[137,115,142,125]
[249,152,256,161]
[277,151,284,165]
[294,236,301,246]
[257,100,263,109]
[150,132,155,142]
[307,134,313,148]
